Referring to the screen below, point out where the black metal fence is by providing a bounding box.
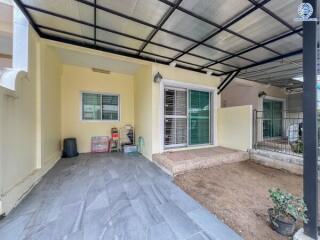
[253,110,303,156]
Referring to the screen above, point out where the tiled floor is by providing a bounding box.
[0,153,242,240]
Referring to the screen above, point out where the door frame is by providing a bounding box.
[259,96,286,140]
[159,79,218,153]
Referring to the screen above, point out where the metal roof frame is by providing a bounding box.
[13,0,305,87]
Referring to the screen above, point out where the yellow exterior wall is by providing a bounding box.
[217,105,253,151]
[40,45,62,164]
[134,65,153,160]
[151,63,221,155]
[0,28,62,214]
[61,65,134,153]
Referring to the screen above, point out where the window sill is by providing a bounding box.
[80,120,121,123]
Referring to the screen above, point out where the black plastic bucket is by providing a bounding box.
[62,138,79,158]
[268,208,296,236]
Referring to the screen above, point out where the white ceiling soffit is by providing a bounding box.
[55,47,142,75]
[18,0,306,87]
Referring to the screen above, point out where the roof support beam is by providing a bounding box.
[40,32,216,75]
[302,0,318,238]
[222,49,302,75]
[93,0,97,46]
[23,4,235,72]
[138,0,183,55]
[37,24,219,73]
[217,70,240,95]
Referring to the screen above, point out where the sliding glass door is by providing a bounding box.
[164,87,212,149]
[263,99,283,138]
[189,90,211,145]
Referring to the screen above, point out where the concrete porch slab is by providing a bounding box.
[153,147,249,176]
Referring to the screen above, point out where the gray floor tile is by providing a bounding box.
[148,222,177,240]
[157,201,200,240]
[0,153,241,240]
[188,207,242,240]
[131,194,164,226]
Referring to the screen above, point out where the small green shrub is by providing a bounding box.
[269,188,308,223]
[290,140,303,154]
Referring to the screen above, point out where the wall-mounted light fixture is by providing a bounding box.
[154,72,163,83]
[258,91,267,98]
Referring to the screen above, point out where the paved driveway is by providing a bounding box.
[0,153,242,240]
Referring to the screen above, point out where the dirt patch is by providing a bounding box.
[174,161,303,240]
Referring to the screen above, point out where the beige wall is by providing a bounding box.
[221,79,286,110]
[0,28,62,214]
[61,65,135,153]
[151,64,221,155]
[218,105,253,151]
[40,45,62,164]
[134,65,153,160]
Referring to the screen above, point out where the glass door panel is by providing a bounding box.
[263,99,283,138]
[188,90,210,145]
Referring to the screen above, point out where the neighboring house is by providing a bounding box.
[221,79,303,156]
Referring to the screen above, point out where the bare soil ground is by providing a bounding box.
[174,161,303,240]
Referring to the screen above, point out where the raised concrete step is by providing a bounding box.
[153,147,249,176]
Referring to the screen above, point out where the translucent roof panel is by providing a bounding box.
[222,57,253,68]
[96,29,143,49]
[228,9,289,43]
[190,45,228,61]
[205,31,252,55]
[21,0,94,24]
[97,9,153,39]
[238,54,303,88]
[29,9,93,38]
[239,48,278,62]
[179,0,252,25]
[97,0,170,26]
[152,30,193,51]
[144,44,180,59]
[265,34,302,55]
[178,54,211,66]
[264,0,302,29]
[162,9,216,41]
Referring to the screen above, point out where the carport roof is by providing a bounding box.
[14,0,313,88]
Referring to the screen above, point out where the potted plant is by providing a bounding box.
[268,188,308,236]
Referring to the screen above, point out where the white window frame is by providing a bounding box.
[80,91,120,122]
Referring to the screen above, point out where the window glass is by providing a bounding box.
[82,93,101,120]
[82,92,119,121]
[102,95,119,120]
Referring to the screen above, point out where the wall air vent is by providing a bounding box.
[92,68,111,74]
